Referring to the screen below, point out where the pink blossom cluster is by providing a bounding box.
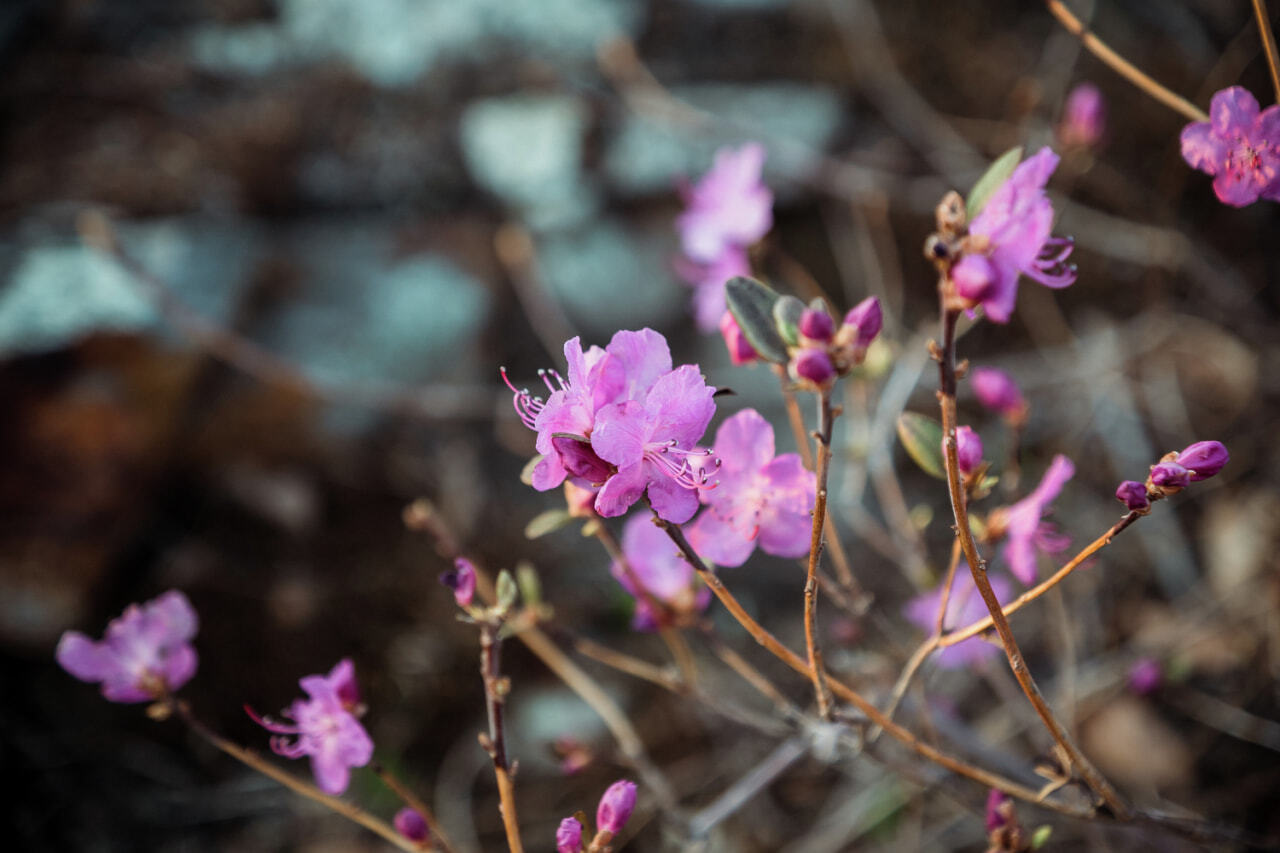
[557,779,637,852]
[786,298,883,388]
[504,328,719,523]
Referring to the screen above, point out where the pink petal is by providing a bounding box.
[617,514,693,598]
[594,463,648,517]
[713,409,775,474]
[1179,121,1223,174]
[757,509,813,559]
[530,452,568,492]
[606,329,673,400]
[978,259,1021,324]
[646,471,700,523]
[56,632,111,683]
[687,509,757,567]
[1213,169,1262,207]
[643,365,716,450]
[759,453,816,515]
[591,401,650,468]
[1002,532,1039,586]
[160,645,199,692]
[150,590,199,642]
[1210,86,1259,137]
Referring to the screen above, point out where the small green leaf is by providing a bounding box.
[1030,825,1053,849]
[897,412,946,479]
[580,518,602,538]
[772,295,806,347]
[725,276,789,364]
[516,561,542,606]
[525,508,574,539]
[966,146,1023,220]
[520,455,542,487]
[495,570,519,613]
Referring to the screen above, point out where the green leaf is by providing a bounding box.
[520,455,542,487]
[725,276,789,364]
[1030,825,1053,849]
[897,412,946,479]
[495,570,519,613]
[966,146,1023,220]
[772,295,806,347]
[524,508,574,539]
[516,561,542,606]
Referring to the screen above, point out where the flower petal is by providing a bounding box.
[687,509,757,567]
[1210,86,1259,137]
[606,329,673,400]
[1213,168,1262,207]
[646,470,700,523]
[713,409,776,474]
[1179,121,1224,174]
[594,463,648,518]
[56,632,111,683]
[591,401,650,467]
[757,509,813,559]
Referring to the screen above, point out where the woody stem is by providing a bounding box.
[480,622,525,853]
[803,390,837,719]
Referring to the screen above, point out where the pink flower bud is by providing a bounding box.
[799,307,835,342]
[564,481,597,519]
[984,788,1011,832]
[440,558,476,608]
[1149,461,1190,490]
[954,425,983,475]
[1058,82,1106,149]
[971,367,1026,417]
[719,311,758,366]
[1115,480,1150,512]
[791,347,835,386]
[1127,657,1162,696]
[1176,440,1228,481]
[952,254,997,302]
[556,816,584,853]
[842,296,882,349]
[394,808,430,844]
[596,779,637,834]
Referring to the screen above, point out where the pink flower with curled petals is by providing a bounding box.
[953,147,1076,324]
[998,455,1074,585]
[686,409,815,566]
[677,143,773,264]
[590,364,718,522]
[248,659,374,795]
[904,566,1012,669]
[611,515,710,632]
[1181,87,1280,207]
[56,589,199,703]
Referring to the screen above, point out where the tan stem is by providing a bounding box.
[1253,0,1280,103]
[804,391,837,718]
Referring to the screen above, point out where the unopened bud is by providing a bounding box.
[719,311,758,366]
[799,307,835,342]
[1149,461,1190,490]
[1114,480,1150,513]
[556,816,584,853]
[596,779,637,834]
[1176,440,1228,481]
[984,789,1011,833]
[952,254,997,302]
[1127,657,1162,696]
[842,296,882,350]
[1058,82,1106,149]
[440,558,477,608]
[394,808,430,844]
[971,367,1026,418]
[791,347,835,386]
[954,425,983,475]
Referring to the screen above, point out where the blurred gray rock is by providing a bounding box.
[604,82,844,195]
[460,94,597,232]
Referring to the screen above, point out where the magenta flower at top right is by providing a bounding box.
[1181,86,1280,207]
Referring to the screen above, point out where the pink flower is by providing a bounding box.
[679,246,751,333]
[590,364,718,522]
[1000,455,1074,585]
[686,409,815,567]
[56,590,199,703]
[1057,82,1106,149]
[971,367,1026,418]
[612,514,710,631]
[249,659,374,795]
[904,567,1012,669]
[440,558,476,608]
[952,147,1076,323]
[676,143,773,264]
[596,779,638,834]
[556,816,584,853]
[1181,87,1280,207]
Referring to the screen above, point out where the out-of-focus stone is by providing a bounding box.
[1082,695,1193,790]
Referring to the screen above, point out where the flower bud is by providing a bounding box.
[790,347,835,386]
[984,789,1011,833]
[799,307,835,342]
[971,367,1026,418]
[596,779,637,834]
[842,296,882,349]
[1114,480,1150,513]
[1058,82,1106,149]
[556,816,584,853]
[1127,657,1162,696]
[719,311,758,366]
[1176,440,1228,481]
[440,558,477,608]
[954,425,983,475]
[1149,461,1190,490]
[394,808,430,844]
[952,254,997,302]
[564,481,597,519]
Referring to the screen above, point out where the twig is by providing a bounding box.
[1044,0,1208,122]
[478,622,524,853]
[804,391,838,719]
[371,762,458,853]
[569,632,682,691]
[493,223,578,362]
[1253,0,1280,103]
[934,304,1129,819]
[169,701,421,852]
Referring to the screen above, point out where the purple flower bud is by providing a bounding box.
[984,788,1011,832]
[1150,461,1190,490]
[394,808,430,844]
[719,311,757,366]
[440,558,477,608]
[596,779,637,834]
[799,307,835,342]
[1058,82,1106,149]
[1115,480,1150,512]
[791,347,835,386]
[954,425,983,475]
[556,816,584,853]
[971,367,1026,417]
[1176,440,1228,481]
[842,296,882,349]
[1127,657,1162,696]
[952,254,997,302]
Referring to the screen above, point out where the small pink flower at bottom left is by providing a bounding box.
[56,589,199,703]
[248,658,374,795]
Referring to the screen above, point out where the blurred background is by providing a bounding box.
[2,0,1278,850]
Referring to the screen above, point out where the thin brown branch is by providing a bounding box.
[935,305,1129,819]
[371,762,457,853]
[479,623,525,853]
[804,391,837,718]
[1253,0,1280,103]
[1045,0,1208,122]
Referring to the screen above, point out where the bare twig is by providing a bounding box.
[477,622,524,853]
[804,391,838,719]
[1253,0,1280,103]
[371,762,457,853]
